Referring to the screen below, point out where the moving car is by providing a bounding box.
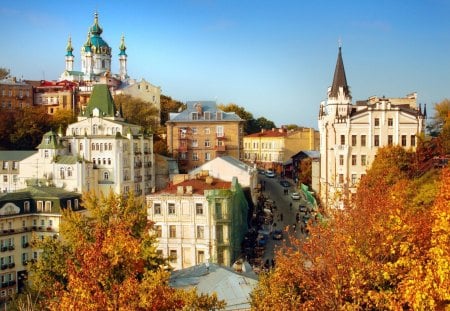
[265,170,276,178]
[291,192,301,200]
[272,229,283,240]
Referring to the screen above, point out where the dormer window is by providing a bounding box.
[216,111,222,120]
[204,111,211,120]
[191,112,198,120]
[46,137,51,144]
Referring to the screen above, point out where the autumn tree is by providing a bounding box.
[160,95,185,126]
[298,158,312,186]
[427,98,450,137]
[114,94,159,132]
[218,103,277,134]
[9,106,51,150]
[24,192,225,310]
[252,146,450,310]
[0,67,9,80]
[49,109,76,134]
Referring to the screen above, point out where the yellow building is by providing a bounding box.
[166,101,245,172]
[0,77,33,111]
[243,127,319,171]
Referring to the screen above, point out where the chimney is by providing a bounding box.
[177,186,184,195]
[195,103,203,116]
[205,176,213,184]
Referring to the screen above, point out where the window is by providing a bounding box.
[192,153,199,161]
[44,150,49,158]
[215,202,222,219]
[216,111,222,120]
[79,143,83,151]
[24,201,30,212]
[1,162,7,170]
[411,135,416,146]
[351,135,357,146]
[59,167,65,179]
[197,250,205,264]
[340,135,345,145]
[108,158,111,165]
[45,201,52,212]
[191,127,197,135]
[191,112,198,120]
[154,225,162,238]
[168,203,175,214]
[2,176,6,182]
[191,139,198,147]
[49,220,53,227]
[351,155,357,165]
[197,226,204,239]
[361,155,367,166]
[37,201,44,212]
[388,135,393,146]
[216,126,224,137]
[374,135,380,147]
[339,155,344,166]
[216,225,223,243]
[401,135,407,147]
[67,200,71,209]
[103,171,109,180]
[204,112,211,120]
[339,174,344,184]
[351,174,357,185]
[205,128,210,134]
[40,219,45,226]
[67,167,72,177]
[154,203,161,214]
[361,135,366,147]
[74,199,79,210]
[205,152,211,161]
[169,250,177,263]
[169,225,176,238]
[374,118,380,126]
[388,118,393,126]
[196,203,203,215]
[12,161,18,170]
[204,140,211,148]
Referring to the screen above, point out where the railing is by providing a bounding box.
[215,145,226,152]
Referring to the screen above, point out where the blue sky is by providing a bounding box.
[1,0,450,129]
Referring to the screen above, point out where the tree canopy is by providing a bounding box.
[21,191,225,310]
[251,146,449,310]
[218,103,277,134]
[160,95,185,126]
[114,94,159,132]
[0,67,9,80]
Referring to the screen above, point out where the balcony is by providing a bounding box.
[134,162,142,168]
[134,176,143,182]
[178,145,188,152]
[215,145,226,152]
[216,133,225,139]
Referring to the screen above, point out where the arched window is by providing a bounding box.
[108,158,111,165]
[67,167,73,177]
[91,143,95,150]
[93,124,98,135]
[60,167,65,179]
[103,158,106,164]
[104,143,108,150]
[79,143,83,151]
[103,171,109,180]
[109,143,112,150]
[96,143,99,150]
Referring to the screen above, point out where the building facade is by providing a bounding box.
[0,78,33,111]
[243,127,319,171]
[147,176,248,270]
[166,101,245,172]
[0,186,81,299]
[33,80,78,115]
[318,47,426,208]
[18,84,155,197]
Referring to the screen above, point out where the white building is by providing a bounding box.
[18,84,155,197]
[318,47,426,208]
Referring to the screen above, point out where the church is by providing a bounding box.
[318,47,426,208]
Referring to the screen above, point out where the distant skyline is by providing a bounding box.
[1,0,450,129]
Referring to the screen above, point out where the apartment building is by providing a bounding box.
[33,80,78,115]
[0,186,81,299]
[0,152,37,193]
[147,175,248,270]
[318,47,426,208]
[166,101,245,172]
[243,127,319,170]
[0,77,33,111]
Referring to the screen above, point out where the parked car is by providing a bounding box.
[258,168,265,174]
[272,229,283,240]
[265,170,276,178]
[279,180,291,187]
[291,192,301,200]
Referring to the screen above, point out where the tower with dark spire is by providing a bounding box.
[65,36,74,72]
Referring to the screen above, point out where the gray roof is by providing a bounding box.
[0,151,37,161]
[189,156,254,176]
[167,101,243,123]
[170,263,258,310]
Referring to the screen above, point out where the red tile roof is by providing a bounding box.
[245,129,287,138]
[156,177,232,195]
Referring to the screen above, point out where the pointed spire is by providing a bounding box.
[66,35,74,56]
[423,103,427,118]
[119,34,127,56]
[83,30,92,52]
[90,11,103,36]
[329,46,350,98]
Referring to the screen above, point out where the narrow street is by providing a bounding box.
[258,174,303,266]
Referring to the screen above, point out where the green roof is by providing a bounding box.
[0,151,36,161]
[55,155,79,164]
[0,186,80,201]
[37,131,63,150]
[84,84,116,117]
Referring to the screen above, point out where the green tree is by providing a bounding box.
[254,117,276,131]
[25,191,225,310]
[427,98,450,137]
[218,103,277,134]
[114,94,159,132]
[0,67,9,80]
[50,109,76,134]
[10,106,51,150]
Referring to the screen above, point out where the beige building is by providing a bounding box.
[33,80,78,115]
[147,175,249,270]
[166,101,245,172]
[243,127,319,170]
[318,47,426,208]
